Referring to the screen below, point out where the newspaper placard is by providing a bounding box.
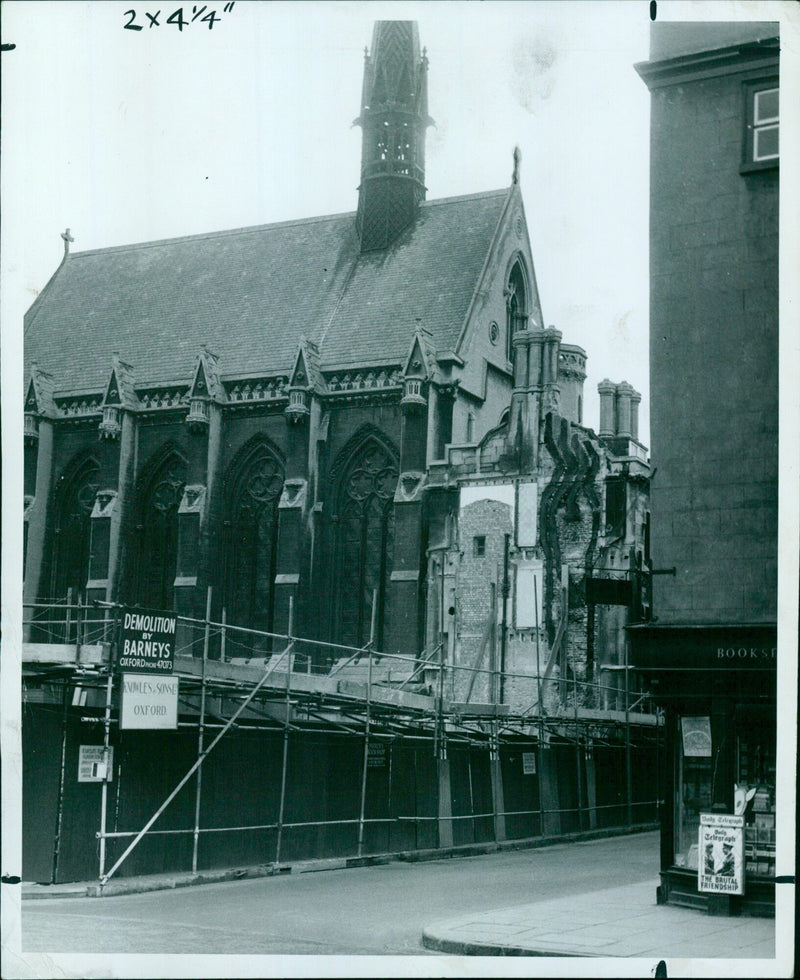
[698,812,744,895]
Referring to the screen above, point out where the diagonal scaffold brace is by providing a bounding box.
[97,599,296,890]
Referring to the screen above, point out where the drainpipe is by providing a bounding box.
[499,534,510,704]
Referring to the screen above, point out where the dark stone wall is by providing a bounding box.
[649,70,778,625]
[34,395,421,652]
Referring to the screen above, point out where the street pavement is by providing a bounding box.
[9,830,786,977]
[423,879,776,959]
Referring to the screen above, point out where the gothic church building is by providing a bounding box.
[24,21,625,668]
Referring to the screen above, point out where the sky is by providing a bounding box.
[3,0,653,441]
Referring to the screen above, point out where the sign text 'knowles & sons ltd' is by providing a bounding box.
[121,675,179,730]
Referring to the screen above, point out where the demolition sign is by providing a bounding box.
[118,609,176,674]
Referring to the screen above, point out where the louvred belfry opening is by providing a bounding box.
[356,21,433,252]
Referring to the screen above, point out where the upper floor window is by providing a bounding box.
[506,262,528,365]
[604,476,627,539]
[743,81,779,172]
[334,436,398,650]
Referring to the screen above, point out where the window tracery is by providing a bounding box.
[224,444,284,653]
[50,457,99,603]
[335,439,398,650]
[133,452,186,612]
[506,262,529,366]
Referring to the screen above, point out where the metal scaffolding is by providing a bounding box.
[22,596,664,887]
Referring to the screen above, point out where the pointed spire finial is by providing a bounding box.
[512,146,521,185]
[61,228,74,254]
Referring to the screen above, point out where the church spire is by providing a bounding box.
[355,21,432,252]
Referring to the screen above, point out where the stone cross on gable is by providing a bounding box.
[61,228,74,254]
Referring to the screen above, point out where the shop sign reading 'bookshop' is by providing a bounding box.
[628,625,777,671]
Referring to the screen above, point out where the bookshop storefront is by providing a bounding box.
[628,624,777,917]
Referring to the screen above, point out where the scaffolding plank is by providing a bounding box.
[23,643,107,665]
[336,680,435,712]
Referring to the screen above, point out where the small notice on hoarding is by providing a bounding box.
[118,608,176,674]
[367,742,387,768]
[698,812,744,895]
[78,745,114,782]
[522,752,537,775]
[120,674,179,730]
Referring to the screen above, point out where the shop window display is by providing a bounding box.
[736,715,776,879]
[674,712,775,878]
[674,716,713,870]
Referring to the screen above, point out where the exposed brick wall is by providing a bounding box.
[453,498,512,703]
[447,415,645,713]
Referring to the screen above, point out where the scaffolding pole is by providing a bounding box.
[220,606,227,663]
[499,534,510,704]
[275,597,295,866]
[98,624,296,888]
[625,636,632,827]
[433,549,448,761]
[533,582,544,837]
[97,668,114,882]
[51,678,71,884]
[191,587,212,874]
[357,590,378,857]
[574,670,583,830]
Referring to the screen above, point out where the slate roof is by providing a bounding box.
[24,188,510,396]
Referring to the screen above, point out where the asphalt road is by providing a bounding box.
[22,830,659,956]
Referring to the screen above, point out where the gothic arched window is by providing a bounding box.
[50,456,99,603]
[223,443,283,649]
[506,262,529,366]
[335,437,399,650]
[133,450,186,612]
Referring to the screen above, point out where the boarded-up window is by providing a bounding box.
[605,476,626,539]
